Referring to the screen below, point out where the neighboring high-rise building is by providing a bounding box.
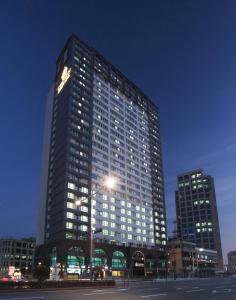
[175,169,223,269]
[36,35,167,277]
[228,251,236,273]
[0,237,35,277]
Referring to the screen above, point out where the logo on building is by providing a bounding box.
[57,66,71,94]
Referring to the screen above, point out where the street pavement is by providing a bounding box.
[0,277,236,300]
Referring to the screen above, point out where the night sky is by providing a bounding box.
[0,0,235,263]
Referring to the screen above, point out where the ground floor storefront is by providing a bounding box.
[36,240,166,279]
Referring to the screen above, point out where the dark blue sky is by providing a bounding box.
[0,0,235,262]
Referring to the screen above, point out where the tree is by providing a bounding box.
[33,264,50,286]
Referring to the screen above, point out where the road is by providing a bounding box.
[0,277,236,300]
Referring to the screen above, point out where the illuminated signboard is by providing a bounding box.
[57,66,71,94]
[8,266,15,277]
[135,262,144,267]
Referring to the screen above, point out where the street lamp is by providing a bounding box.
[196,248,203,276]
[75,175,117,279]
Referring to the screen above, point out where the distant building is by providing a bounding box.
[167,238,217,277]
[0,238,35,277]
[175,169,223,269]
[228,251,236,273]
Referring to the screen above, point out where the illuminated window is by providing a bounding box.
[121,217,126,223]
[81,215,88,222]
[128,234,132,240]
[66,222,73,229]
[68,192,75,199]
[110,222,115,228]
[67,212,75,219]
[110,214,116,220]
[68,182,76,190]
[80,187,88,194]
[102,220,108,227]
[103,203,108,209]
[121,224,126,230]
[67,202,75,209]
[81,225,87,231]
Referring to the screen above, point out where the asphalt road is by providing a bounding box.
[0,277,236,300]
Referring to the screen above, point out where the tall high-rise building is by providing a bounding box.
[175,169,223,268]
[36,35,167,276]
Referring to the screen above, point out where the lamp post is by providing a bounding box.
[75,175,116,280]
[196,248,203,277]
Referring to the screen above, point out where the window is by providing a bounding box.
[110,214,116,220]
[80,187,88,194]
[103,203,108,209]
[128,234,132,240]
[81,215,88,222]
[81,225,87,231]
[67,212,75,219]
[102,220,108,227]
[121,224,126,230]
[80,206,88,213]
[110,222,115,228]
[67,202,75,209]
[66,222,73,229]
[68,192,75,199]
[68,182,76,190]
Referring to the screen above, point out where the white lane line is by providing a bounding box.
[136,288,161,292]
[0,297,44,300]
[130,285,158,290]
[83,291,117,296]
[116,289,128,291]
[140,294,167,298]
[186,289,204,293]
[212,289,236,294]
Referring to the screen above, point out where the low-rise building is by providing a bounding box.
[228,251,236,273]
[167,238,217,277]
[0,237,35,277]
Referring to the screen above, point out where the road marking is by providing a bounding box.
[140,294,167,298]
[137,288,161,292]
[186,289,204,293]
[0,297,45,300]
[176,287,183,290]
[83,291,117,296]
[116,288,128,291]
[212,289,236,294]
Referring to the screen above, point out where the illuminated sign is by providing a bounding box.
[57,66,71,94]
[67,265,81,274]
[135,262,144,267]
[8,266,15,277]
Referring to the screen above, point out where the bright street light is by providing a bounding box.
[75,199,82,206]
[104,175,116,189]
